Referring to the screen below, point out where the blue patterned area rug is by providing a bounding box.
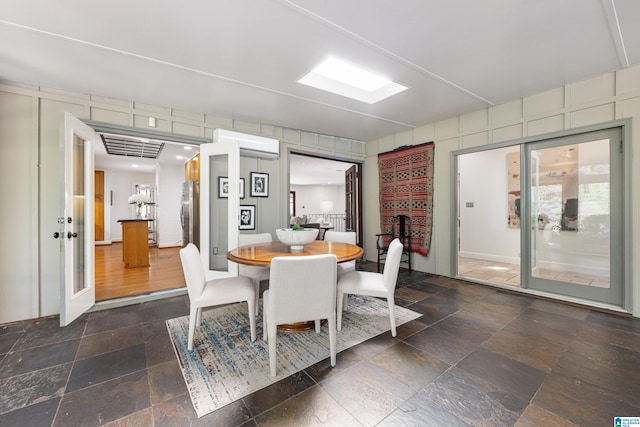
[166,295,421,418]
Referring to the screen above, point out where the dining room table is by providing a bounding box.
[227,239,364,332]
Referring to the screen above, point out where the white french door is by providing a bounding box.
[199,139,241,278]
[59,113,96,326]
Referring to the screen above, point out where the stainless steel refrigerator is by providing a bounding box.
[181,180,200,249]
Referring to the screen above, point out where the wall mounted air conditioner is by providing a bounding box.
[213,129,280,159]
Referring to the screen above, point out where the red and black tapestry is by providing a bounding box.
[378,142,434,256]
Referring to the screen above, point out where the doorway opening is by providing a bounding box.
[289,152,362,245]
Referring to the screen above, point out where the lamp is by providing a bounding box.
[320,201,333,225]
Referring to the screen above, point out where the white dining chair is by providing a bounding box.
[238,232,272,311]
[323,230,357,280]
[263,254,337,377]
[337,238,403,337]
[180,243,257,350]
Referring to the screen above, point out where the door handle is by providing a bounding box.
[67,232,78,239]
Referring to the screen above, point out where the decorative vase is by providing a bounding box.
[135,203,143,219]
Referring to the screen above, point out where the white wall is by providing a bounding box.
[458,146,520,264]
[290,184,345,219]
[365,65,640,316]
[109,170,155,241]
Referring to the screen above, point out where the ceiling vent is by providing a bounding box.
[100,133,164,159]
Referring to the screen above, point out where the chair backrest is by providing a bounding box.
[382,239,403,292]
[324,230,356,245]
[392,215,412,243]
[179,243,206,300]
[268,254,337,324]
[238,232,272,246]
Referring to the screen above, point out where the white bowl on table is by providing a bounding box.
[276,228,318,252]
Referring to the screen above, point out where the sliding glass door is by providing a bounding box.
[456,124,626,308]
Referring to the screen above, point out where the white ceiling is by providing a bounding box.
[0,1,638,143]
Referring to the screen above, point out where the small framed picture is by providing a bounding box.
[218,177,229,198]
[239,205,256,230]
[250,172,269,197]
[218,177,245,199]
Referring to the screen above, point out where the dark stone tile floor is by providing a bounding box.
[1,261,639,426]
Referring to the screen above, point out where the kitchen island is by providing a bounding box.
[118,219,153,268]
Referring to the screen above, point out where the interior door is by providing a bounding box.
[199,139,240,279]
[344,164,362,246]
[60,113,96,326]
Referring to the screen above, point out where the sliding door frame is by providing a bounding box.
[451,119,632,312]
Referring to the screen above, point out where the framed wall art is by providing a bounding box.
[239,205,256,230]
[218,177,245,199]
[250,172,269,197]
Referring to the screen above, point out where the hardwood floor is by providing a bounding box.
[95,243,185,301]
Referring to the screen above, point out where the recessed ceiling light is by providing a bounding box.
[184,146,192,150]
[298,57,407,104]
[132,164,138,168]
[176,155,184,160]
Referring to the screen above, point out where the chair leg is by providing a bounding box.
[336,291,344,331]
[388,296,397,337]
[328,315,336,367]
[268,333,277,377]
[262,294,268,342]
[187,306,198,351]
[247,298,256,342]
[195,307,203,327]
[314,319,321,333]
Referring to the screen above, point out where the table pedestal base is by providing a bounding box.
[277,320,326,333]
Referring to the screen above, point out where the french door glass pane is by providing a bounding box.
[73,135,86,294]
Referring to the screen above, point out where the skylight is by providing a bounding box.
[298,57,407,104]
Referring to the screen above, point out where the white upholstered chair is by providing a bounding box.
[179,243,257,350]
[238,232,272,311]
[337,238,403,337]
[263,254,337,376]
[323,230,357,280]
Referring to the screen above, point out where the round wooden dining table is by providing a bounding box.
[227,240,364,332]
[227,240,364,267]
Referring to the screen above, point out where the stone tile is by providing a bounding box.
[394,286,435,303]
[528,299,590,320]
[304,345,363,383]
[54,371,150,427]
[379,392,472,427]
[103,407,154,427]
[481,314,576,372]
[77,324,144,359]
[85,304,143,335]
[339,332,396,360]
[369,341,449,391]
[321,360,414,426]
[454,307,515,332]
[419,366,527,427]
[66,344,146,392]
[12,316,86,351]
[428,311,496,342]
[457,348,546,401]
[517,307,582,336]
[140,297,189,323]
[0,363,70,415]
[242,370,316,417]
[0,397,60,427]
[533,372,640,426]
[393,318,428,340]
[148,360,188,405]
[0,332,22,354]
[153,392,252,426]
[514,404,579,427]
[255,384,360,426]
[554,338,640,407]
[585,311,640,334]
[407,299,458,326]
[404,325,481,365]
[577,320,640,352]
[0,339,80,379]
